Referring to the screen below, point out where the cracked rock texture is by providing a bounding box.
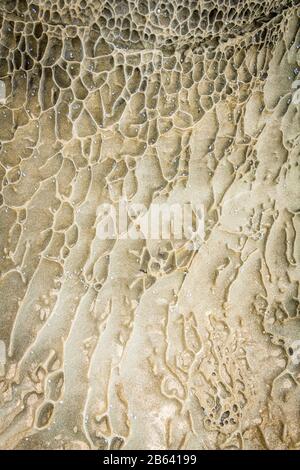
[0,0,300,450]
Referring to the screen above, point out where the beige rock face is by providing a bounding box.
[0,0,300,450]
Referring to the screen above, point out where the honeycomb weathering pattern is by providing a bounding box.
[0,0,299,450]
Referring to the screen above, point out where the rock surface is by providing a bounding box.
[0,0,300,450]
